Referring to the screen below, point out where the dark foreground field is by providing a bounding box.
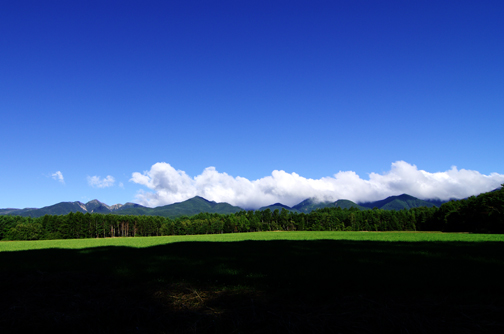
[1,239,503,333]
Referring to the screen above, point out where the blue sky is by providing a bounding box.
[1,0,503,209]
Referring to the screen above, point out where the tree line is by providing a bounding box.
[1,186,503,241]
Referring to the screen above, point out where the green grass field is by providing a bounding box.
[1,231,503,333]
[1,231,503,252]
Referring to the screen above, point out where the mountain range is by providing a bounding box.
[0,194,447,219]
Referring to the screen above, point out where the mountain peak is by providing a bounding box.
[193,195,210,201]
[392,194,417,200]
[292,198,335,212]
[258,203,293,211]
[86,199,104,205]
[192,196,217,204]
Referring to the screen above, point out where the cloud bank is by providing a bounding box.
[51,171,65,184]
[130,161,504,209]
[87,175,115,188]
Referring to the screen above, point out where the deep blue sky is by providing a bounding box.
[1,1,503,208]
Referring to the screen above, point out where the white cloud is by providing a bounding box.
[87,175,115,188]
[130,161,504,209]
[119,182,124,188]
[51,171,65,184]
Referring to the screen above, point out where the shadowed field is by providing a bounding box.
[1,235,503,333]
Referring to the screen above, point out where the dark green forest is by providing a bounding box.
[2,186,503,241]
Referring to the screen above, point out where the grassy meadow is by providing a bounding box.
[2,231,503,252]
[1,231,504,333]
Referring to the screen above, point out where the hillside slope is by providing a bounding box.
[360,194,437,210]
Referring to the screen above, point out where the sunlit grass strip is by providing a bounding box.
[1,231,503,252]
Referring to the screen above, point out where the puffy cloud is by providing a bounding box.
[87,175,115,188]
[130,161,504,208]
[51,171,65,184]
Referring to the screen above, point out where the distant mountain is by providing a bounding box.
[9,201,88,217]
[292,198,333,212]
[291,198,368,212]
[112,202,147,215]
[0,197,243,219]
[422,198,449,207]
[258,203,298,213]
[256,198,368,214]
[0,208,32,215]
[333,200,370,210]
[0,192,472,218]
[0,200,133,218]
[143,196,243,217]
[422,187,501,206]
[104,196,243,218]
[359,194,438,210]
[84,199,114,214]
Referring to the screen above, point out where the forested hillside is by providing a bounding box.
[360,194,438,210]
[0,196,242,218]
[1,186,502,241]
[0,193,462,218]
